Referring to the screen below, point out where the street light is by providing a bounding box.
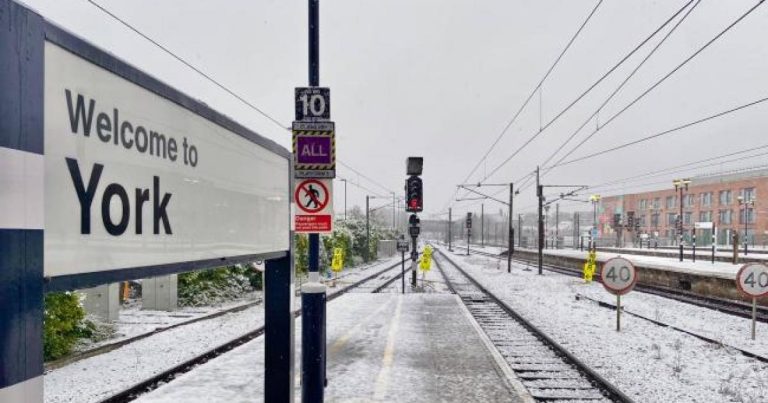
[673,178,691,262]
[737,195,756,255]
[589,194,601,251]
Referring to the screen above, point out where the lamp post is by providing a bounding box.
[341,178,347,221]
[673,178,691,262]
[590,194,601,251]
[737,195,755,255]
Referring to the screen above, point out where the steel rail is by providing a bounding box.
[98,259,405,403]
[432,247,633,403]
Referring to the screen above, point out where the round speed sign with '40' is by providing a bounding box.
[736,263,768,298]
[600,257,638,295]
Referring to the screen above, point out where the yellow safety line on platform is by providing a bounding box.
[328,296,395,357]
[373,295,403,400]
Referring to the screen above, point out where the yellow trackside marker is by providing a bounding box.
[419,245,433,272]
[331,247,344,272]
[583,250,596,283]
[373,295,403,400]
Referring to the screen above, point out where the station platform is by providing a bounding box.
[136,293,529,402]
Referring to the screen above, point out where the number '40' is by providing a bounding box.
[744,271,768,288]
[606,266,631,282]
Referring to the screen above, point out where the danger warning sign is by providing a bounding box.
[294,178,333,233]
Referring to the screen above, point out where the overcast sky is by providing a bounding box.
[22,0,768,220]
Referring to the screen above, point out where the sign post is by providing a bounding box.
[397,237,409,294]
[298,1,334,401]
[600,257,638,332]
[735,263,768,340]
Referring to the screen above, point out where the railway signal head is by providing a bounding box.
[405,176,423,212]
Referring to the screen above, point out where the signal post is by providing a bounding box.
[405,158,424,287]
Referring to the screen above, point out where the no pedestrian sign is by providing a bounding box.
[294,178,334,233]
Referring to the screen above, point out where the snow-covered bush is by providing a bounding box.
[177,265,260,307]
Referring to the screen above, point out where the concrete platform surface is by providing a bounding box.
[137,293,525,403]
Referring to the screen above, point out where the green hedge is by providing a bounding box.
[44,292,93,361]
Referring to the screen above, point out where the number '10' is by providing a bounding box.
[300,94,326,116]
[606,265,631,282]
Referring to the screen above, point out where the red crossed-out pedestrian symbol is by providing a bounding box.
[295,179,329,214]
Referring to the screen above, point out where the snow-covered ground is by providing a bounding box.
[44,256,400,403]
[447,249,768,402]
[135,293,523,403]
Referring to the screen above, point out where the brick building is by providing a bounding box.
[597,169,768,247]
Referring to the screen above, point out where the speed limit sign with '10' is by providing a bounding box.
[600,257,638,295]
[736,263,768,298]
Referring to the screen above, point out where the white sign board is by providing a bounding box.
[600,257,638,295]
[736,263,768,298]
[43,43,290,277]
[695,222,714,229]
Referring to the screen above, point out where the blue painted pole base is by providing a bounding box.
[301,282,326,403]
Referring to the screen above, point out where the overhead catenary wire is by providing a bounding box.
[545,0,767,172]
[550,95,768,169]
[459,0,603,185]
[444,0,604,211]
[536,0,702,171]
[479,0,697,184]
[86,0,395,203]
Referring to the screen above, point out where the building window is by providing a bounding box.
[639,214,646,227]
[700,192,712,207]
[699,211,712,222]
[638,199,647,210]
[653,198,661,209]
[741,187,756,202]
[667,213,677,226]
[651,213,660,227]
[719,190,732,205]
[683,212,692,225]
[685,194,696,208]
[740,207,756,224]
[666,196,676,209]
[719,209,732,225]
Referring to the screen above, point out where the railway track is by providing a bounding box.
[98,259,406,403]
[432,247,633,403]
[463,246,768,365]
[466,246,768,323]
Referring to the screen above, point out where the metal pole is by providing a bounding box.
[555,203,559,249]
[712,224,716,264]
[745,205,749,256]
[693,231,696,262]
[448,208,452,251]
[366,195,370,261]
[411,235,418,286]
[616,294,621,332]
[392,192,395,231]
[301,1,325,401]
[481,203,485,247]
[342,179,347,221]
[679,187,684,262]
[752,297,757,340]
[592,201,597,252]
[537,167,543,275]
[401,250,405,294]
[508,183,514,273]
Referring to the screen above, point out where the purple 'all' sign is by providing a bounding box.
[296,136,333,165]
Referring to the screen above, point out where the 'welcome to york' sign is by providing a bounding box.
[44,41,290,279]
